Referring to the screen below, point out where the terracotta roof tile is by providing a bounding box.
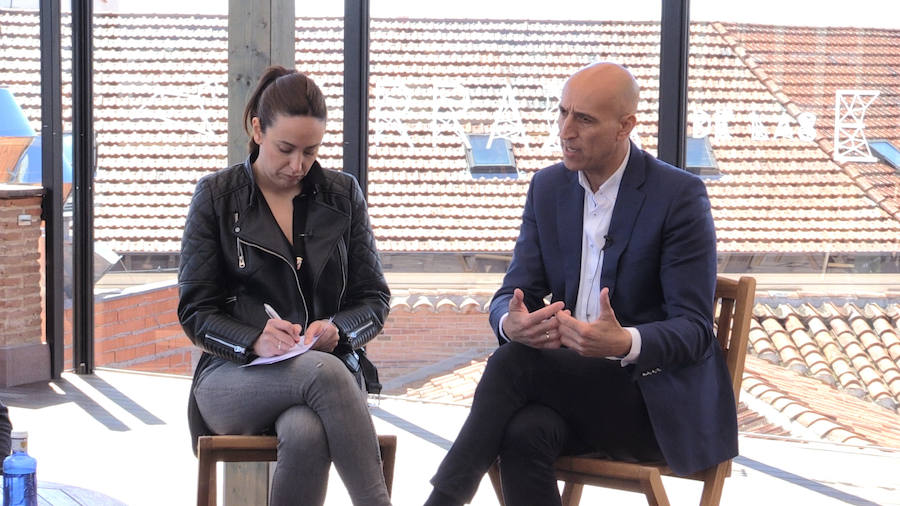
[745,319,780,363]
[743,355,900,448]
[779,310,835,385]
[757,308,808,373]
[817,303,897,409]
[865,304,900,362]
[848,309,900,399]
[804,313,868,397]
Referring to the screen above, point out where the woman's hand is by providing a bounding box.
[253,318,302,357]
[305,319,339,352]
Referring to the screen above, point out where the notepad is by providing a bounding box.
[241,335,319,367]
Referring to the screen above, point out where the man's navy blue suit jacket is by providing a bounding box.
[488,142,738,476]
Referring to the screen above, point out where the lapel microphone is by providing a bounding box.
[602,235,613,251]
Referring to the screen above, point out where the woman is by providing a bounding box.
[178,66,391,505]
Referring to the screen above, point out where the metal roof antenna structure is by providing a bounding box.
[833,89,879,163]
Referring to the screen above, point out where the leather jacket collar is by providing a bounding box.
[241,149,327,208]
[235,153,350,301]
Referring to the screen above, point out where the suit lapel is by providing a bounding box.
[600,144,646,299]
[556,170,584,305]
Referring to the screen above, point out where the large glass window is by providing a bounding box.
[0,12,41,188]
[367,1,662,274]
[86,1,345,279]
[686,4,900,484]
[90,3,228,275]
[689,0,900,273]
[88,2,344,374]
[0,2,73,370]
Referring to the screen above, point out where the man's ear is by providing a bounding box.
[618,113,637,140]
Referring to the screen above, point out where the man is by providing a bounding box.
[425,63,737,506]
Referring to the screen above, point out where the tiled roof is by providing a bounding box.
[713,22,900,221]
[399,294,900,448]
[742,355,900,447]
[748,301,900,411]
[1,11,899,254]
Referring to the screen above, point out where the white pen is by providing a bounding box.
[314,315,335,338]
[263,303,282,320]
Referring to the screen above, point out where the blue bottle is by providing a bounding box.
[2,450,37,506]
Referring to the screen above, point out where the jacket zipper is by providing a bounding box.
[348,320,373,340]
[237,238,310,331]
[336,241,347,311]
[206,333,246,354]
[234,213,245,268]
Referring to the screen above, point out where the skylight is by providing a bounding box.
[685,136,720,177]
[465,134,517,179]
[869,140,900,170]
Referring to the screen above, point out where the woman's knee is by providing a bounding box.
[312,352,360,391]
[276,405,329,459]
[289,351,359,393]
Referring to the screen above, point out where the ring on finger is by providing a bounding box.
[545,331,550,341]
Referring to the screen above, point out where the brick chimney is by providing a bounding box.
[0,184,49,386]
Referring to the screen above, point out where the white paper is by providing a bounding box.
[241,335,319,367]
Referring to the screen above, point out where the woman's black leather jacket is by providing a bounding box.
[178,154,389,452]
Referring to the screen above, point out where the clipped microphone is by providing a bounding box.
[602,235,613,251]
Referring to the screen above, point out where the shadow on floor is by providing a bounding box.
[0,373,164,432]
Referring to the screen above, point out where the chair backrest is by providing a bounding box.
[713,276,756,404]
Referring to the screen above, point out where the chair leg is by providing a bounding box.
[698,464,728,506]
[197,451,216,506]
[486,460,506,506]
[196,435,397,505]
[639,469,670,506]
[377,435,397,498]
[560,482,583,506]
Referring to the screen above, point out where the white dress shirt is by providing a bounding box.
[499,151,642,365]
[573,151,641,365]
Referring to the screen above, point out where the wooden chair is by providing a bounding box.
[197,434,397,506]
[488,275,756,506]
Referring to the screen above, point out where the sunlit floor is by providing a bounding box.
[2,369,898,505]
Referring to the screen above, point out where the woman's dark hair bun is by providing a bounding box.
[242,66,327,154]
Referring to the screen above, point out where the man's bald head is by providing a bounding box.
[566,62,640,118]
[557,62,641,190]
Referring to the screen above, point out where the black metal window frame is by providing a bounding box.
[41,0,691,377]
[40,0,64,378]
[71,0,95,374]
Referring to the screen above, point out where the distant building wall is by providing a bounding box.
[368,303,498,384]
[61,285,499,383]
[63,281,195,375]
